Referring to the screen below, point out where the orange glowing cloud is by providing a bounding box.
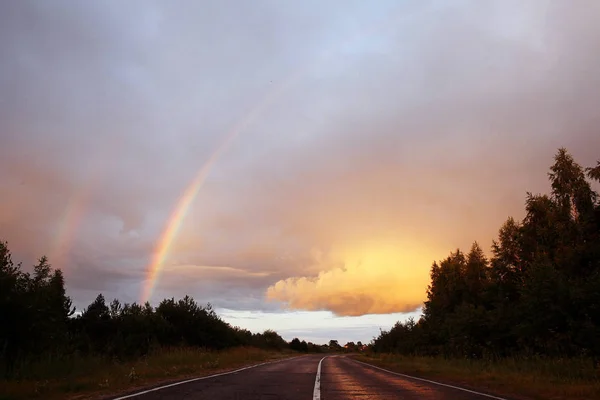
[137,4,431,305]
[266,241,443,316]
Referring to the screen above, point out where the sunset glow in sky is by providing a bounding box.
[2,0,600,344]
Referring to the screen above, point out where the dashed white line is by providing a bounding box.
[112,356,302,400]
[353,359,509,400]
[312,356,327,400]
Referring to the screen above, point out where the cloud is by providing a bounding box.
[266,242,440,316]
[2,1,600,322]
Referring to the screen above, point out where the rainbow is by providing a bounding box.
[51,188,91,269]
[49,136,124,271]
[139,4,422,304]
[139,78,298,304]
[49,167,106,271]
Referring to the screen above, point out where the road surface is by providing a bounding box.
[112,354,509,399]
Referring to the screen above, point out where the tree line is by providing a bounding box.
[372,149,600,364]
[0,243,295,378]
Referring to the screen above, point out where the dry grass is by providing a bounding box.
[356,353,600,400]
[0,347,295,400]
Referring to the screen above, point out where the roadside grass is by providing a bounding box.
[355,353,600,400]
[0,347,296,400]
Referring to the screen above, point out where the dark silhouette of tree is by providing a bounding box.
[0,247,75,376]
[344,341,358,352]
[373,148,600,364]
[300,340,308,352]
[289,338,309,352]
[328,339,341,352]
[290,337,302,351]
[0,241,28,376]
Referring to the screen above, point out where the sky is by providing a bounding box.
[2,0,600,345]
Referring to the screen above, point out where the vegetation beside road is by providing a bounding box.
[368,149,600,399]
[357,353,600,400]
[0,346,296,400]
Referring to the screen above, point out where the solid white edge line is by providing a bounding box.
[352,359,509,400]
[112,355,303,400]
[312,356,327,400]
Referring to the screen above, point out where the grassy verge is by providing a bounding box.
[0,347,296,400]
[355,353,600,400]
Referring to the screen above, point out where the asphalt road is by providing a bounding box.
[112,355,509,400]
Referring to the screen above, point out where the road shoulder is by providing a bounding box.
[87,354,303,400]
[351,355,530,400]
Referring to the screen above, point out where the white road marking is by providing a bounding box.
[353,359,509,400]
[312,356,328,400]
[112,356,302,400]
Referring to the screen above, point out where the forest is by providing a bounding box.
[372,148,600,364]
